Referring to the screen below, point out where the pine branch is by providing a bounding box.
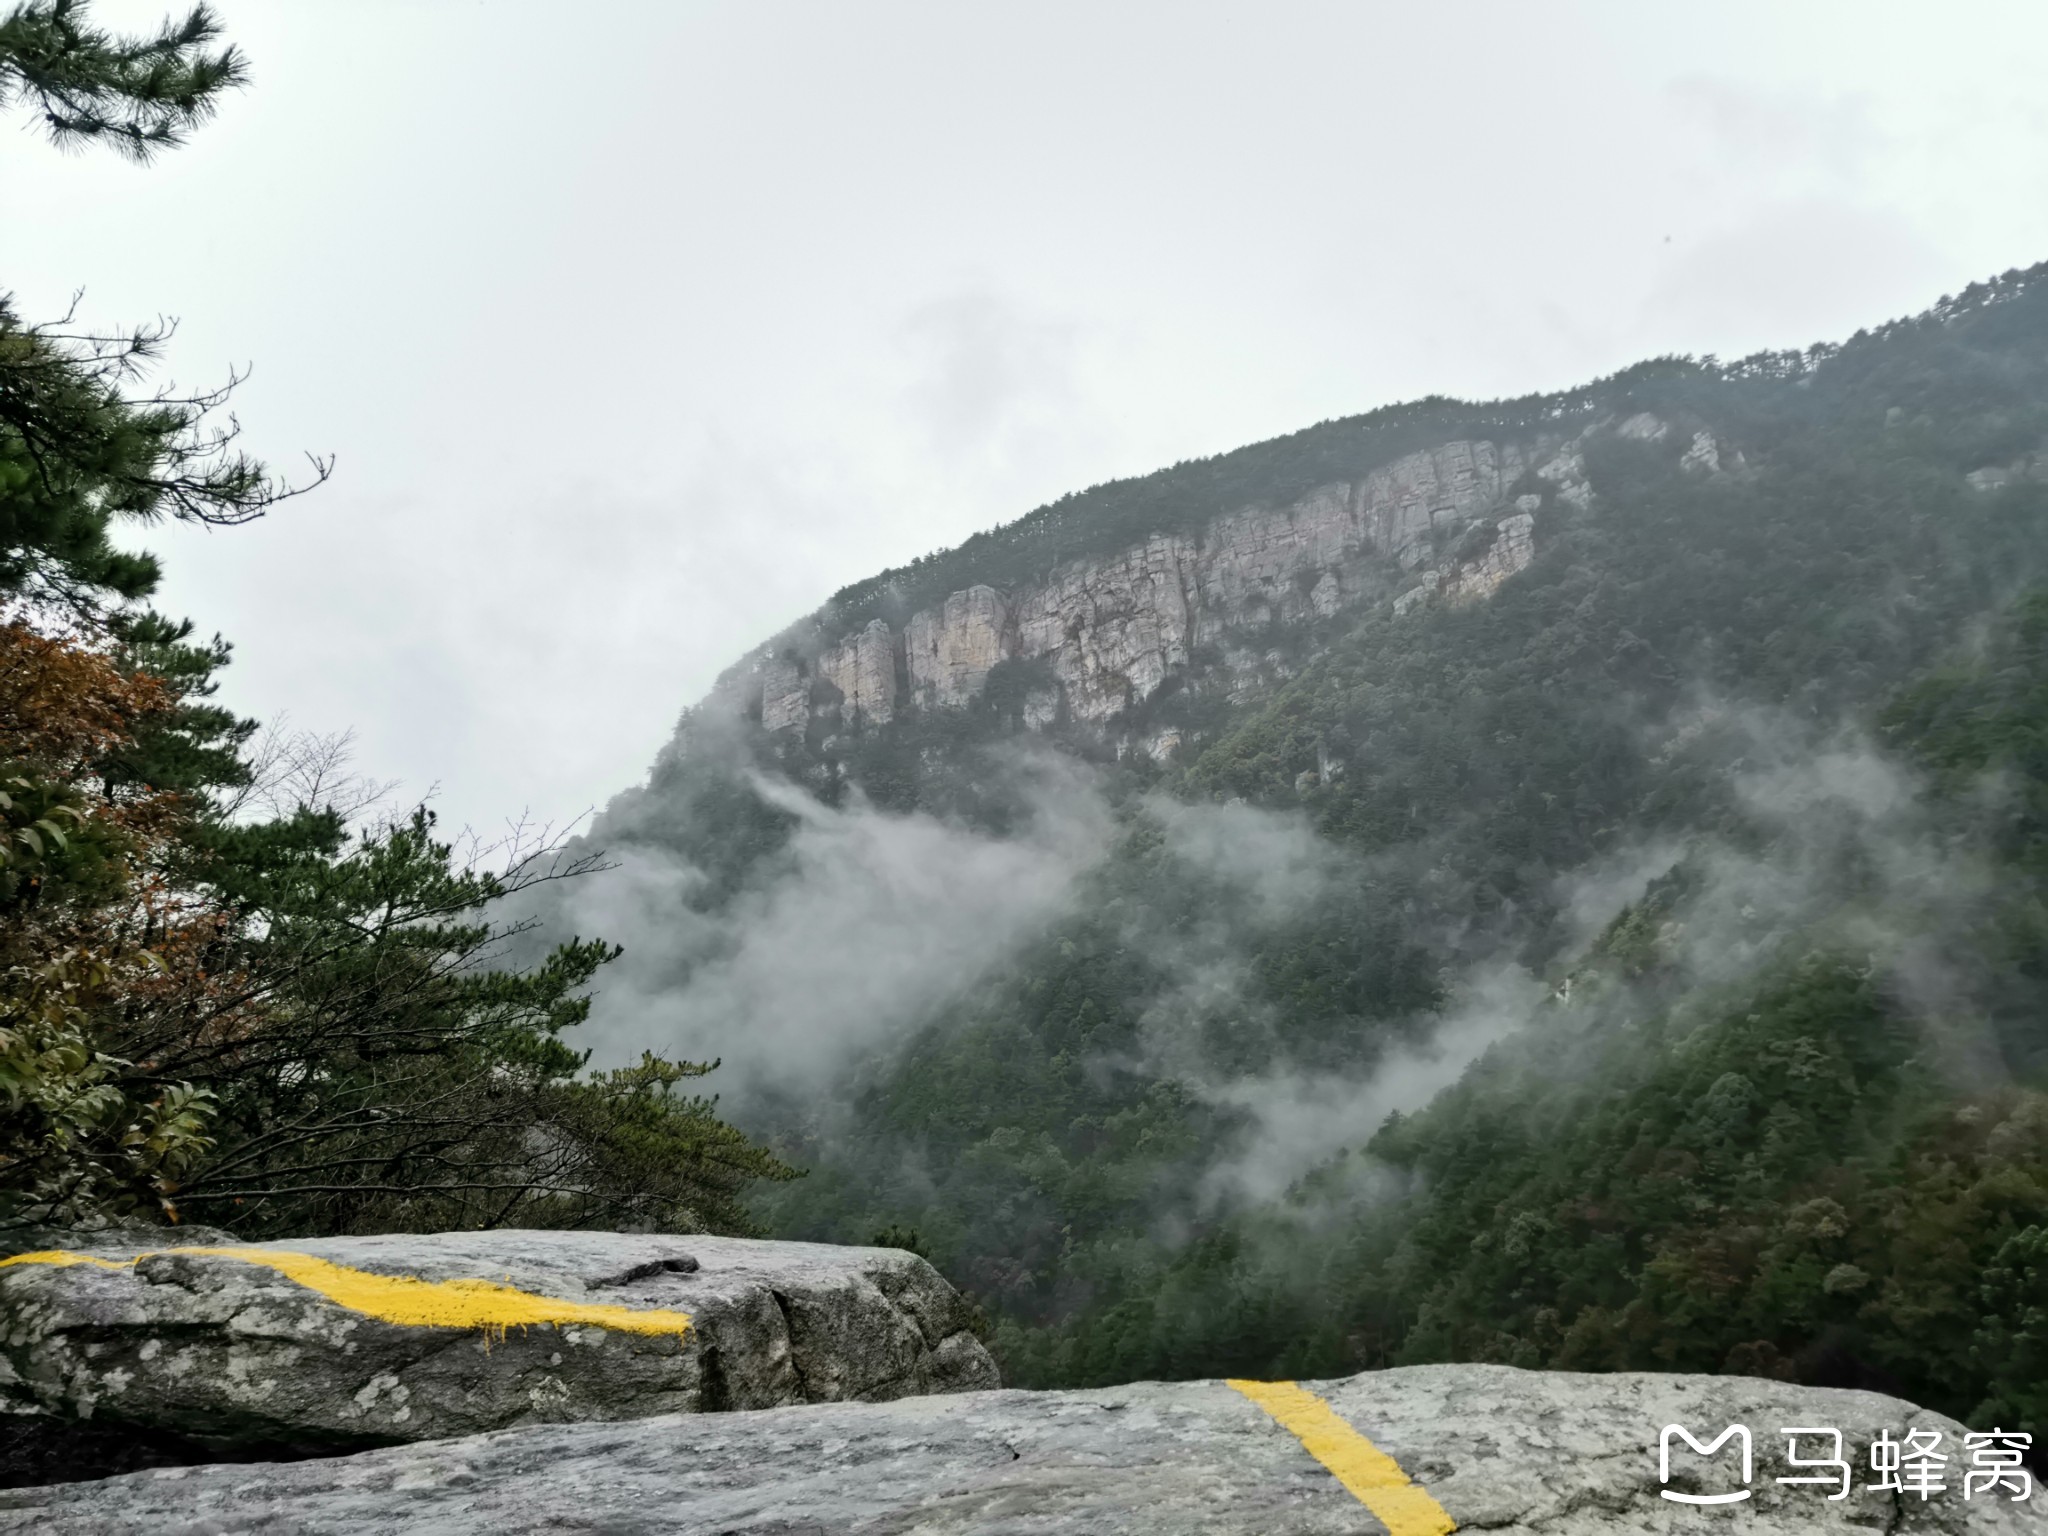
[0,1,248,162]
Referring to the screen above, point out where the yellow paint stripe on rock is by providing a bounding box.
[1228,1378,1456,1535]
[0,1248,693,1338]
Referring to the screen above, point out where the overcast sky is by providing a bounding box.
[6,1,2047,839]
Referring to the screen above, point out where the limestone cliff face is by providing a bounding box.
[905,586,1009,712]
[707,419,1709,742]
[820,619,898,728]
[758,655,809,734]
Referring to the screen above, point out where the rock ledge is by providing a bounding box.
[5,1364,2041,1533]
[0,1228,995,1483]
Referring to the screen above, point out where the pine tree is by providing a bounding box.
[0,4,799,1238]
[0,0,244,161]
[0,4,325,614]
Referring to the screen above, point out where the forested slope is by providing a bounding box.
[569,265,2048,1455]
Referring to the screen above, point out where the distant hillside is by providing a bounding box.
[552,262,2048,1460]
[708,264,2048,686]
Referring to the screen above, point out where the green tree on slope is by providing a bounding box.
[0,1,795,1237]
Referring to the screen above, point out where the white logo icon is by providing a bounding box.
[1659,1424,1753,1505]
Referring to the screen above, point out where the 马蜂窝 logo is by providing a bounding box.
[1657,1424,2033,1506]
[1659,1424,1753,1504]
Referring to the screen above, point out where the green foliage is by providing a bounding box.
[0,12,792,1244]
[0,777,82,878]
[101,611,253,800]
[0,0,245,161]
[133,806,798,1238]
[0,294,330,614]
[606,268,2048,1449]
[1975,1223,2048,1433]
[0,948,214,1226]
[870,1224,931,1259]
[557,1054,798,1236]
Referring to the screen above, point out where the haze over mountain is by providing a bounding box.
[522,266,2048,1450]
[18,2,2047,840]
[9,6,2047,1521]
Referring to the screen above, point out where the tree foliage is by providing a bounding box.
[0,0,244,161]
[608,267,2048,1459]
[0,295,333,612]
[0,2,794,1241]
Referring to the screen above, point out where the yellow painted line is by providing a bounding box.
[1228,1378,1456,1535]
[0,1248,692,1340]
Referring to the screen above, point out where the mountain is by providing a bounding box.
[547,264,2048,1457]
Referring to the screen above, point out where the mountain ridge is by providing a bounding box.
[552,260,2048,1459]
[684,261,2046,733]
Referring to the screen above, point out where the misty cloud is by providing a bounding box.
[1091,796,1543,1210]
[1196,962,1547,1210]
[1152,705,2011,1215]
[1553,837,1689,953]
[1652,710,1990,988]
[1116,797,1363,1080]
[542,698,2017,1222]
[1668,77,1884,190]
[1148,795,1345,926]
[558,753,1115,1102]
[1639,199,1953,356]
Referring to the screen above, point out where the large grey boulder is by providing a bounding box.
[4,1363,2040,1533]
[0,1229,995,1482]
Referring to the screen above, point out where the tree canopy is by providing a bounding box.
[597,266,2048,1462]
[0,1,795,1241]
[0,1,244,161]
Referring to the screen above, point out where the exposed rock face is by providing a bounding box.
[1014,533,1199,719]
[1351,437,1534,567]
[819,617,897,726]
[1681,429,1723,475]
[0,1230,995,1483]
[906,584,1010,709]
[1966,446,2048,492]
[749,437,1555,733]
[1443,509,1537,604]
[1536,437,1593,507]
[710,416,1736,740]
[757,654,809,732]
[6,1364,2036,1532]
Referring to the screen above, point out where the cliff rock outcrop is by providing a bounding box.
[6,1363,2035,1533]
[907,584,1010,710]
[710,426,1650,741]
[819,617,898,726]
[0,1229,995,1485]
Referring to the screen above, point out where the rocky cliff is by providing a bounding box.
[703,416,1726,756]
[0,1229,995,1486]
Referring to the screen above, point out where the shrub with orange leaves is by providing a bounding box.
[0,615,222,1226]
[0,616,792,1239]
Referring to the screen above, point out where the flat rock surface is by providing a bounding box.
[4,1363,2040,1533]
[0,1229,996,1472]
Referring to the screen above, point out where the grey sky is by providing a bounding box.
[5,0,2046,838]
